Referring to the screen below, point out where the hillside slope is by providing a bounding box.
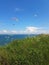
[0,34,49,65]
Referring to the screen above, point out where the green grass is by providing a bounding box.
[0,34,49,65]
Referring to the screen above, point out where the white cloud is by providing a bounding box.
[26,27,38,32]
[0,26,49,34]
[2,30,8,33]
[34,14,38,17]
[16,8,24,11]
[11,30,17,34]
[22,27,36,34]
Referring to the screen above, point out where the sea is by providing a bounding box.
[0,34,37,45]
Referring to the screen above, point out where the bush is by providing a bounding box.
[0,34,49,65]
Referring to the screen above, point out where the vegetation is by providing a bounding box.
[0,34,49,65]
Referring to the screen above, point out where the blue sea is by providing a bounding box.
[0,34,37,45]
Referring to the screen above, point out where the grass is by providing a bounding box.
[0,34,49,65]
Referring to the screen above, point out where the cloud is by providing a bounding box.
[2,30,8,33]
[11,17,19,22]
[22,27,38,34]
[16,8,24,11]
[0,30,17,34]
[0,30,8,34]
[34,14,38,17]
[26,27,38,32]
[0,26,49,34]
[11,30,17,34]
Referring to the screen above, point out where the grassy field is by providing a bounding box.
[0,34,49,65]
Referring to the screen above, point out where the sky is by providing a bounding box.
[0,0,49,34]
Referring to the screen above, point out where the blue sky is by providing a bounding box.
[0,0,49,34]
